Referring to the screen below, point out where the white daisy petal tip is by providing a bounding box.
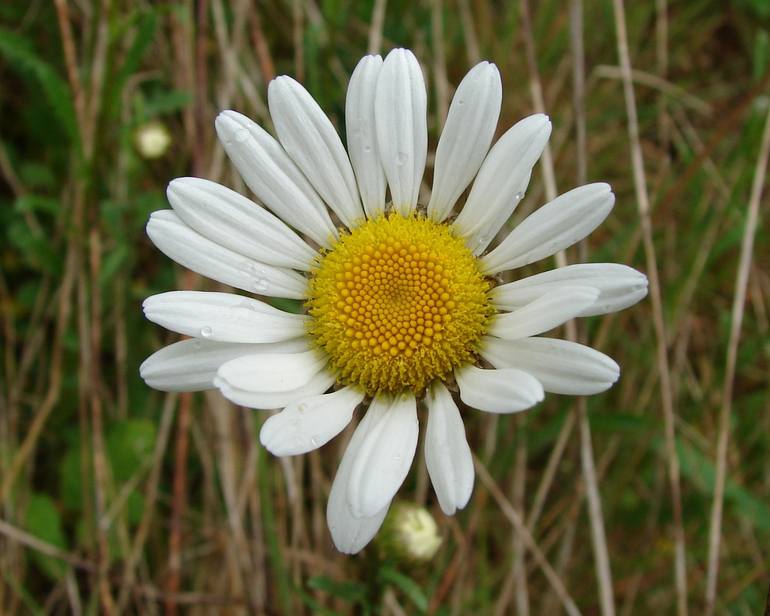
[141,291,307,343]
[346,394,419,518]
[427,60,503,221]
[453,112,553,252]
[268,75,364,228]
[214,109,249,145]
[346,54,386,219]
[481,182,616,274]
[258,387,364,457]
[425,382,474,515]
[491,263,650,317]
[455,365,544,414]
[481,337,621,395]
[489,285,600,340]
[375,48,427,216]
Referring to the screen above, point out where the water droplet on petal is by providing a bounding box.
[396,152,407,166]
[200,326,213,338]
[254,278,269,293]
[310,436,319,447]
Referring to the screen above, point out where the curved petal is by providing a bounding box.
[268,76,364,228]
[216,350,326,394]
[455,365,543,413]
[481,336,620,395]
[346,55,387,218]
[260,386,364,456]
[215,110,338,247]
[481,183,615,274]
[327,401,391,554]
[454,114,551,253]
[488,286,599,340]
[492,263,649,316]
[375,48,427,216]
[347,393,419,518]
[146,210,308,299]
[167,177,317,271]
[140,338,307,392]
[142,291,308,343]
[427,62,502,222]
[425,382,474,515]
[215,368,336,410]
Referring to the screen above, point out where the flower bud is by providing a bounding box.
[377,501,442,563]
[135,121,171,159]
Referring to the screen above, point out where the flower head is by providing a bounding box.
[141,48,648,554]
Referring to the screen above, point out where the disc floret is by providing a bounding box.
[306,213,493,395]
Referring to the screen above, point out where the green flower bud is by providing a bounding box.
[377,501,442,564]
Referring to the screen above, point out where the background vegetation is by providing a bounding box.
[1,0,770,613]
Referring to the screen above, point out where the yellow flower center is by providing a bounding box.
[306,213,493,395]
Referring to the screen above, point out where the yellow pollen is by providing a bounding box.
[305,213,493,395]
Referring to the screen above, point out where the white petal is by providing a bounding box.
[425,382,474,515]
[260,386,364,456]
[216,350,326,394]
[374,49,427,216]
[215,368,336,410]
[454,114,551,254]
[146,210,308,299]
[347,393,419,518]
[142,291,307,343]
[455,365,544,413]
[427,62,502,222]
[489,286,599,339]
[215,110,338,247]
[492,263,649,316]
[140,338,307,392]
[481,336,620,395]
[481,183,615,274]
[346,55,387,218]
[167,177,316,271]
[327,400,391,554]
[269,77,364,229]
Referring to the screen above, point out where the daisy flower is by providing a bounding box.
[140,49,648,554]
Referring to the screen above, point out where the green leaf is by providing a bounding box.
[100,244,130,285]
[106,418,156,483]
[24,493,66,580]
[0,28,78,146]
[308,575,367,604]
[380,567,429,613]
[143,89,192,117]
[674,438,770,532]
[7,220,61,275]
[59,445,88,511]
[14,194,59,215]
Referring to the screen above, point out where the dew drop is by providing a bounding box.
[310,436,319,447]
[297,403,308,414]
[254,278,269,293]
[514,191,524,201]
[200,326,213,338]
[363,145,372,153]
[396,152,407,165]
